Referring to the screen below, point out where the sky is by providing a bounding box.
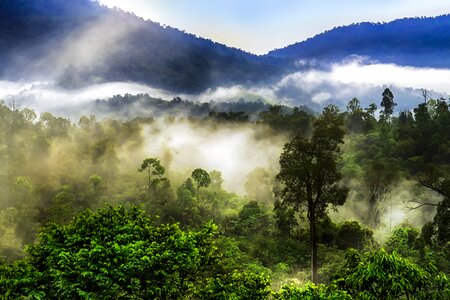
[98,0,450,54]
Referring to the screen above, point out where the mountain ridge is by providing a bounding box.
[0,0,289,93]
[266,14,450,68]
[2,0,450,96]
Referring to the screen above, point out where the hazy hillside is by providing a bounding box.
[267,15,450,68]
[0,0,288,93]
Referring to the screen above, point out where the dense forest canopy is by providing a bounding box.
[1,0,450,298]
[0,89,449,298]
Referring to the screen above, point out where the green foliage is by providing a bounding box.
[258,105,312,136]
[0,95,449,298]
[196,271,271,299]
[432,198,450,245]
[191,169,211,189]
[191,168,211,202]
[138,157,167,189]
[2,206,221,299]
[337,248,450,299]
[277,105,348,217]
[344,98,377,133]
[89,174,103,191]
[276,105,348,282]
[275,283,352,300]
[233,201,271,237]
[47,185,78,224]
[385,224,422,260]
[273,199,298,237]
[335,221,374,251]
[380,88,396,123]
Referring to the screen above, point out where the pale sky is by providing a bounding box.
[99,1,450,54]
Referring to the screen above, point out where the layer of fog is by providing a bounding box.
[330,178,441,240]
[196,60,449,111]
[0,81,175,118]
[3,59,450,120]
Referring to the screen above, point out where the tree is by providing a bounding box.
[380,88,396,122]
[191,168,211,201]
[233,201,270,237]
[198,271,271,299]
[362,157,401,226]
[345,98,376,133]
[12,177,39,245]
[138,158,167,197]
[1,206,219,298]
[275,283,352,300]
[334,221,373,251]
[337,249,450,299]
[276,105,348,283]
[365,103,377,117]
[0,206,271,299]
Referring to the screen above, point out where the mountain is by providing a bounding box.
[0,0,288,93]
[266,15,450,68]
[0,0,450,109]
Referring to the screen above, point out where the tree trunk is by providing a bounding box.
[196,185,200,202]
[309,213,318,283]
[367,192,379,226]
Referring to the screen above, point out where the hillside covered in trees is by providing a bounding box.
[0,0,287,93]
[0,89,449,298]
[266,15,450,68]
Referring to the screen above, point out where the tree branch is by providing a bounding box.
[415,176,449,198]
[406,201,439,211]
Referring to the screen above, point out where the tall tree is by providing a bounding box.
[191,168,211,201]
[380,88,396,122]
[138,158,167,198]
[276,105,348,283]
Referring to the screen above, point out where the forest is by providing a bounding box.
[0,89,449,299]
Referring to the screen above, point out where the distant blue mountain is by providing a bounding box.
[266,15,450,68]
[0,0,288,93]
[2,0,450,96]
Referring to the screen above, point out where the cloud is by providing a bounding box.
[269,60,450,109]
[0,81,177,116]
[185,59,448,111]
[329,61,450,94]
[3,58,449,120]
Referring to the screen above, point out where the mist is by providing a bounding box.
[4,58,449,122]
[7,12,142,84]
[330,178,441,241]
[141,120,286,194]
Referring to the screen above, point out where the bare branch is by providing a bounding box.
[406,201,439,211]
[414,176,449,198]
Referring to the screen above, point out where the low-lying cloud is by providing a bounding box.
[2,59,449,120]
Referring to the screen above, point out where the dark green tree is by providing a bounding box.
[276,105,348,283]
[334,221,374,250]
[138,158,167,197]
[380,88,396,122]
[0,206,272,299]
[337,249,450,299]
[275,283,352,300]
[345,98,376,133]
[191,168,211,201]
